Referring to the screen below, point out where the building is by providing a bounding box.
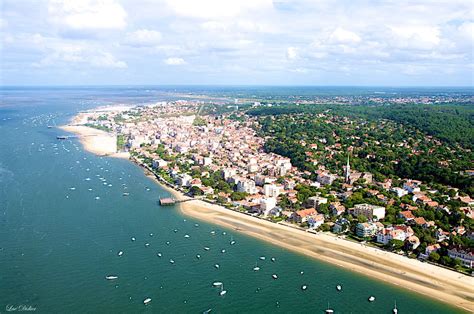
[307,196,328,209]
[330,202,346,216]
[447,246,474,268]
[263,184,280,198]
[260,197,277,216]
[308,214,325,229]
[237,179,257,194]
[403,180,422,193]
[152,158,168,168]
[376,227,408,245]
[356,222,379,238]
[351,203,386,220]
[292,208,317,223]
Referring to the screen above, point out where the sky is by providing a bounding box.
[0,0,473,86]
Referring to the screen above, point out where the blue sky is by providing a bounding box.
[1,0,473,86]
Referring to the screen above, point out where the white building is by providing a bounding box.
[351,203,386,220]
[152,159,168,168]
[237,179,257,194]
[263,184,280,198]
[261,197,277,216]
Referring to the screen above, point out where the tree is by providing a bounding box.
[429,251,440,262]
[230,192,248,201]
[189,186,203,196]
[357,215,368,223]
[388,239,405,251]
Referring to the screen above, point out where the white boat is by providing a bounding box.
[300,271,304,275]
[184,234,190,238]
[325,302,334,313]
[143,298,152,305]
[368,296,375,302]
[196,254,201,259]
[117,251,123,256]
[105,275,118,280]
[210,231,216,235]
[336,285,342,291]
[221,249,226,253]
[219,284,227,296]
[170,259,175,264]
[212,282,223,287]
[95,196,100,200]
[259,256,266,260]
[204,247,210,251]
[69,187,76,190]
[301,285,307,290]
[145,243,150,247]
[157,252,162,257]
[271,257,276,262]
[122,192,129,196]
[174,229,178,233]
[253,262,260,271]
[214,264,220,269]
[203,309,212,314]
[222,232,226,235]
[230,236,236,245]
[149,233,154,237]
[272,274,278,279]
[393,301,398,314]
[131,237,136,241]
[166,241,170,245]
[195,223,199,227]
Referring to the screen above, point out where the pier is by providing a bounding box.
[159,197,194,206]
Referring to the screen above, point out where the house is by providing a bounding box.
[330,202,346,216]
[435,228,450,242]
[176,174,192,187]
[260,197,277,216]
[447,246,474,268]
[308,214,325,229]
[459,196,474,206]
[263,184,280,198]
[391,187,408,197]
[403,180,422,193]
[237,179,257,194]
[398,210,415,222]
[332,218,350,234]
[419,243,441,259]
[350,203,386,220]
[293,208,317,223]
[376,227,408,245]
[413,217,428,227]
[267,206,283,217]
[405,235,420,250]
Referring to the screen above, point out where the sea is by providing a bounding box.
[0,86,466,313]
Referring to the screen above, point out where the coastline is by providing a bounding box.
[62,115,474,312]
[59,113,130,159]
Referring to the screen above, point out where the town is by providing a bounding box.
[82,100,474,274]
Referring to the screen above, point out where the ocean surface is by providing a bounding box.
[0,87,465,313]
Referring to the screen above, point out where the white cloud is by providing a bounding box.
[124,29,162,47]
[164,57,186,65]
[48,0,127,30]
[389,25,440,49]
[329,27,361,44]
[165,0,273,19]
[286,47,298,60]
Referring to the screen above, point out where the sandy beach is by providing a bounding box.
[65,111,474,312]
[177,197,474,312]
[60,113,130,159]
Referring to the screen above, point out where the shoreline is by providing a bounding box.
[62,117,474,312]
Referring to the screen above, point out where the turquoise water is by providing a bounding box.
[0,87,463,313]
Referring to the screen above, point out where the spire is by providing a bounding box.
[345,153,350,183]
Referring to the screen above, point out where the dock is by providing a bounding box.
[159,198,176,206]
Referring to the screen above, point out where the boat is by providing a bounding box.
[95,196,100,200]
[301,285,307,290]
[204,247,210,251]
[145,243,150,247]
[271,257,276,262]
[214,264,220,269]
[166,241,170,245]
[105,275,118,280]
[230,236,236,245]
[149,233,154,237]
[368,296,375,302]
[157,252,162,257]
[212,282,223,287]
[300,271,304,275]
[272,274,278,279]
[174,229,178,233]
[393,301,398,314]
[325,302,334,313]
[210,231,216,235]
[222,232,226,235]
[196,254,201,259]
[253,262,260,271]
[202,309,212,314]
[117,251,123,256]
[169,259,175,264]
[131,237,136,241]
[184,234,190,238]
[221,249,226,253]
[336,285,342,291]
[122,192,129,196]
[259,256,266,260]
[219,284,227,296]
[195,223,199,227]
[143,298,152,305]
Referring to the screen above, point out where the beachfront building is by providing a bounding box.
[350,203,386,220]
[356,222,380,238]
[447,246,474,268]
[307,196,328,209]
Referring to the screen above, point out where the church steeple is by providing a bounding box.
[345,154,350,183]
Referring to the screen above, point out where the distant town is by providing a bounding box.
[81,98,473,274]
